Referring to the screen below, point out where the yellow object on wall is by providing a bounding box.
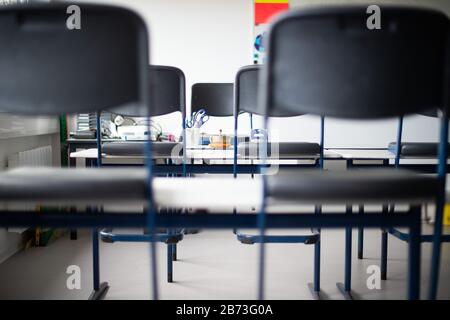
[444,204,450,226]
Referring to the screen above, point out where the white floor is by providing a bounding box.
[0,227,448,300]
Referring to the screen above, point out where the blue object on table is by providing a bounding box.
[250,129,268,159]
[186,108,210,128]
[200,136,210,145]
[250,128,267,141]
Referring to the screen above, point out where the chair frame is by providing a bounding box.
[350,112,449,299]
[232,65,325,299]
[254,7,449,300]
[366,114,449,300]
[94,65,187,288]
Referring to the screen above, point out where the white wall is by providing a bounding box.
[69,0,448,147]
[69,0,254,137]
[0,114,59,139]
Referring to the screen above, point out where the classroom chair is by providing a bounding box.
[383,111,449,299]
[233,65,321,163]
[101,65,186,169]
[232,64,324,299]
[0,3,161,299]
[387,110,450,169]
[96,65,187,284]
[190,82,271,175]
[354,110,450,299]
[257,6,449,300]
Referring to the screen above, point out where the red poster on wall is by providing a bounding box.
[254,2,289,25]
[254,0,289,64]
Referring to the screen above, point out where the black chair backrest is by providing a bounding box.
[191,83,233,116]
[264,7,449,119]
[0,4,148,115]
[151,65,186,117]
[112,65,186,117]
[235,65,301,117]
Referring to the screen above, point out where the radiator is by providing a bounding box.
[7,145,53,168]
[6,145,53,233]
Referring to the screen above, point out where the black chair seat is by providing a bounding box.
[388,142,450,157]
[238,142,320,159]
[0,167,148,203]
[102,141,182,157]
[267,169,437,203]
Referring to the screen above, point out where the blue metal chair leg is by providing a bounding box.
[170,175,178,262]
[149,239,158,299]
[429,161,447,298]
[167,207,174,282]
[257,217,266,300]
[92,229,100,290]
[381,230,388,280]
[408,206,422,300]
[314,237,321,291]
[307,236,321,300]
[258,244,266,300]
[167,241,173,283]
[357,205,364,259]
[337,205,354,300]
[257,180,268,300]
[232,207,237,235]
[172,243,177,261]
[344,225,352,291]
[381,204,389,280]
[88,228,109,300]
[429,198,445,299]
[308,205,322,300]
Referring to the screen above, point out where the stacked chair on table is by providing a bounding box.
[94,65,187,284]
[0,3,161,299]
[191,83,234,119]
[232,64,325,299]
[255,6,449,300]
[189,83,236,174]
[100,65,187,173]
[377,110,449,299]
[388,111,449,299]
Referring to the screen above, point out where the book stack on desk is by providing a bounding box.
[77,113,96,131]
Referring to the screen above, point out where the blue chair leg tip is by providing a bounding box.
[88,282,109,300]
[336,282,354,300]
[307,283,322,300]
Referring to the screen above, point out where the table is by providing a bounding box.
[67,138,120,167]
[70,147,342,174]
[329,148,449,171]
